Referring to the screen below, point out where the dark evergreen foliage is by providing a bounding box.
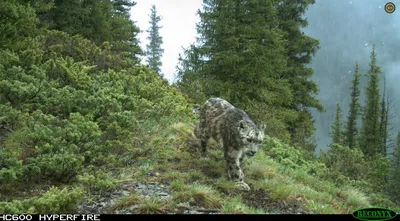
[330,102,343,145]
[344,62,361,149]
[359,46,382,157]
[145,4,164,77]
[176,0,322,152]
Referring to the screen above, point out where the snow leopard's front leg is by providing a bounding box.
[198,118,210,158]
[225,149,250,191]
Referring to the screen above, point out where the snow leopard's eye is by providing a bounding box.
[246,138,252,142]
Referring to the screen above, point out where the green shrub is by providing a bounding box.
[0,187,83,214]
[0,1,195,211]
[320,144,366,180]
[265,136,328,176]
[320,144,390,192]
[77,169,117,193]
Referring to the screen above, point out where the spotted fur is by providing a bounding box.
[195,98,266,191]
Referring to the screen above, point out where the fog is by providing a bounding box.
[303,0,400,154]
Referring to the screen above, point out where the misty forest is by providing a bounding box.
[1,0,400,214]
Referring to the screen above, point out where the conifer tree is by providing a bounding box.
[177,0,293,141]
[359,46,382,157]
[384,91,396,156]
[145,4,164,77]
[275,0,322,149]
[379,76,389,155]
[109,0,142,63]
[175,45,207,103]
[45,0,142,65]
[112,0,135,14]
[177,0,322,152]
[330,102,343,145]
[344,62,361,149]
[0,0,38,49]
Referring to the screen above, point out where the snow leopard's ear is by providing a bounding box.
[260,124,266,131]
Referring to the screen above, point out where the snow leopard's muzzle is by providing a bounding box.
[245,150,257,157]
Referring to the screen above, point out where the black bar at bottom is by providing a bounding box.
[0,214,381,221]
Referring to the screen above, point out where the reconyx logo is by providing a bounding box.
[353,207,397,221]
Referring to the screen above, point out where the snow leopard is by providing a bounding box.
[195,98,266,191]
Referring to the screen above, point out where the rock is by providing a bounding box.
[128,205,139,211]
[148,172,161,177]
[109,199,116,206]
[158,192,169,196]
[75,181,172,214]
[183,210,203,214]
[121,191,131,196]
[116,209,128,214]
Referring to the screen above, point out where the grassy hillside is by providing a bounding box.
[1,99,398,213]
[101,120,399,214]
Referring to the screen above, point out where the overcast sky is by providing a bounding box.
[130,0,202,82]
[303,0,400,153]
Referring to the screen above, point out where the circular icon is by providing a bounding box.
[385,2,396,13]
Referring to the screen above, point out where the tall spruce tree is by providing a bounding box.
[175,45,207,103]
[275,0,322,150]
[146,4,164,77]
[109,0,142,63]
[112,0,135,14]
[330,102,343,145]
[379,76,389,155]
[359,45,382,157]
[384,90,396,156]
[176,0,322,152]
[177,0,292,143]
[45,0,142,65]
[194,0,288,104]
[344,62,361,149]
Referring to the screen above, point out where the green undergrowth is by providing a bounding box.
[155,120,398,214]
[0,187,84,213]
[0,24,193,212]
[2,105,399,214]
[110,120,399,214]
